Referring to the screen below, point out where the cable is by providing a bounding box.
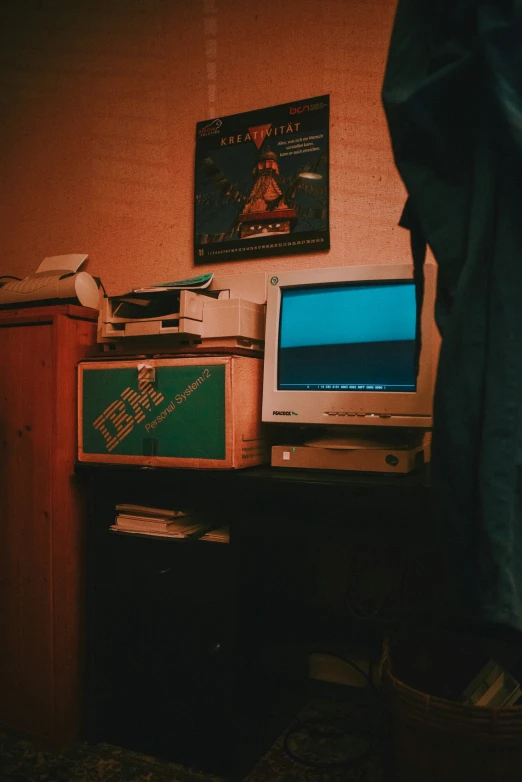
[281,650,383,770]
[344,544,427,626]
[93,276,108,298]
[0,275,22,288]
[283,715,382,770]
[309,650,375,688]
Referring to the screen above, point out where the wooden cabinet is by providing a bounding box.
[0,305,97,745]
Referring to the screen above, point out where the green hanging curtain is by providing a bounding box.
[383,1,522,636]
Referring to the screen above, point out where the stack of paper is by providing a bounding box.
[111,504,228,542]
[109,274,215,321]
[132,273,214,294]
[199,526,230,543]
[113,504,185,533]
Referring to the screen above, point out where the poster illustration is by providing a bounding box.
[194,95,329,264]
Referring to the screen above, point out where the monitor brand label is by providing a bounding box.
[272,410,298,416]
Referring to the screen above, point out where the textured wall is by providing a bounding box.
[0,0,407,296]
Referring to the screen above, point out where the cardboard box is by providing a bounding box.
[78,356,268,469]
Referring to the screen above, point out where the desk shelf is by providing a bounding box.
[77,461,435,777]
[76,461,433,544]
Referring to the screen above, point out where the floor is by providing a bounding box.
[0,693,384,782]
[0,732,222,782]
[244,695,384,782]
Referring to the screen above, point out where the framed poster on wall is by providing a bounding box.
[194,95,329,264]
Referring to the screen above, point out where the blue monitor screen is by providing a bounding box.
[278,281,417,392]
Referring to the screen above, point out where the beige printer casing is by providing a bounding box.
[97,271,267,353]
[0,254,100,309]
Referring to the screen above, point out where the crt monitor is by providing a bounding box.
[262,263,439,429]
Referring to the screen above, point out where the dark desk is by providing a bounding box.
[76,463,435,778]
[77,461,432,536]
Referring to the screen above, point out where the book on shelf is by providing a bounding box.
[115,514,181,532]
[114,513,208,536]
[112,502,229,542]
[114,503,186,519]
[111,517,230,542]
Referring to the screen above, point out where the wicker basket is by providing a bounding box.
[381,638,522,782]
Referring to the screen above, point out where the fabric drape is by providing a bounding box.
[382,1,522,636]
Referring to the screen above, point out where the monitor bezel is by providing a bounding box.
[261,263,438,428]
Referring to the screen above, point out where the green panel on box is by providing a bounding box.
[81,364,226,459]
